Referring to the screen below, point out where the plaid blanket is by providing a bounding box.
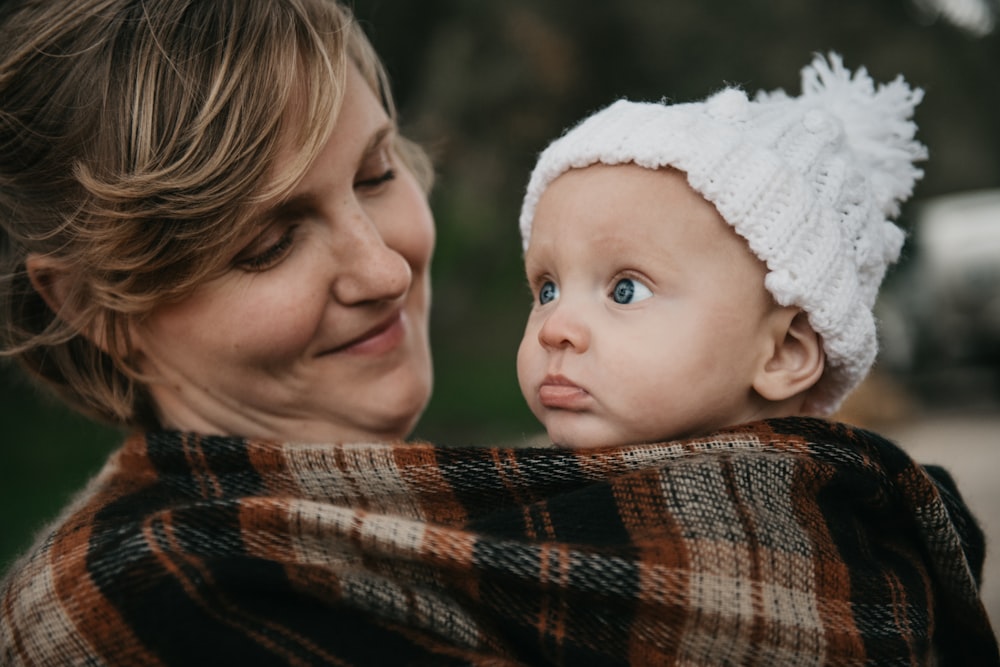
[1,417,997,665]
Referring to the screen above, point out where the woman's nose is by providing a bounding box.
[331,216,412,305]
[537,301,590,352]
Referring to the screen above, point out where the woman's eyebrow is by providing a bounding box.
[249,192,312,230]
[361,123,397,161]
[248,123,399,227]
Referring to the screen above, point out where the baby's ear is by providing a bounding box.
[26,254,110,352]
[753,309,825,403]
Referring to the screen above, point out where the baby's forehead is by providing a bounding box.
[538,163,737,237]
[545,162,701,207]
[527,164,758,269]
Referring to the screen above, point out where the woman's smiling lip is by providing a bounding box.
[539,374,590,410]
[323,311,406,356]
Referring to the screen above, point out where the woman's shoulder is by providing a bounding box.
[0,430,281,664]
[0,430,520,666]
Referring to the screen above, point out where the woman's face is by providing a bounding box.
[130,66,435,442]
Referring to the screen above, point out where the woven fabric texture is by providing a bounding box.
[2,417,996,665]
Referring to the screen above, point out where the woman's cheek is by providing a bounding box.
[387,171,436,270]
[214,269,329,362]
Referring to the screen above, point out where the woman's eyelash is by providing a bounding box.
[237,227,295,272]
[356,168,395,188]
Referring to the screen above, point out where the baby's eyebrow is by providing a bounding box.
[521,254,545,277]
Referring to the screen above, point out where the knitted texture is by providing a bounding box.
[2,419,996,665]
[519,53,927,415]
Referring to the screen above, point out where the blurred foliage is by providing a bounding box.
[353,0,1000,445]
[0,368,122,570]
[2,0,998,565]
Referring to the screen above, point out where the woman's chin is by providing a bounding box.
[381,384,432,439]
[342,376,431,442]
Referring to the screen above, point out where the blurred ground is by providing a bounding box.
[838,373,1000,633]
[881,411,1000,633]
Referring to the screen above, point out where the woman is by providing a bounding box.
[0,0,435,444]
[0,0,446,662]
[1,1,997,665]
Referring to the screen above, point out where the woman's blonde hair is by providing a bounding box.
[0,0,432,428]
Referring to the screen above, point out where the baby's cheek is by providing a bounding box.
[516,338,542,398]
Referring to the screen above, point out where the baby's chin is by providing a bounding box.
[544,423,724,449]
[538,412,714,449]
[545,430,645,450]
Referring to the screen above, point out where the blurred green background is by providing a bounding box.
[3,0,999,571]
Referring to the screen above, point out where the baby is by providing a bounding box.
[516,53,926,448]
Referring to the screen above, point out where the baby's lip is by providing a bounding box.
[539,374,590,410]
[541,374,579,388]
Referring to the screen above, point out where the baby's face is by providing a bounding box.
[518,164,779,448]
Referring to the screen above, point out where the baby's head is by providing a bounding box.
[517,53,926,448]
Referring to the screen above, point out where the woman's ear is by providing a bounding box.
[25,253,110,352]
[25,253,75,320]
[753,309,825,403]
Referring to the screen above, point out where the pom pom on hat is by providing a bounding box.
[519,53,927,415]
[786,52,925,218]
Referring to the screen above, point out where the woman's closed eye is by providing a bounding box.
[611,277,653,304]
[355,167,395,190]
[235,225,297,272]
[355,145,397,192]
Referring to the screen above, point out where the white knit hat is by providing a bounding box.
[519,53,927,416]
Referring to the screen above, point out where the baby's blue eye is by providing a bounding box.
[612,278,652,304]
[538,281,559,305]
